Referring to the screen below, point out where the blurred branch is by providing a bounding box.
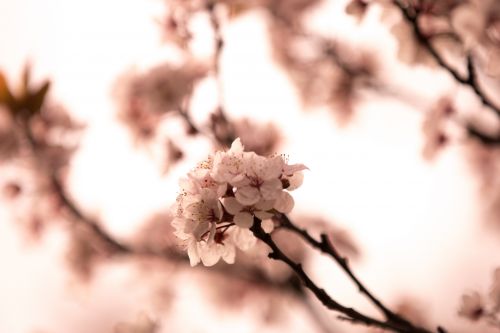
[206,0,223,79]
[465,125,500,146]
[205,1,236,147]
[250,218,436,333]
[393,0,500,145]
[392,1,500,117]
[278,214,410,325]
[22,123,131,254]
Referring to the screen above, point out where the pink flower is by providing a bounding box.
[171,137,307,266]
[211,138,246,185]
[222,197,274,228]
[234,154,284,205]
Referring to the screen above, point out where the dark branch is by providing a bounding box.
[250,218,435,333]
[278,215,402,321]
[278,214,436,331]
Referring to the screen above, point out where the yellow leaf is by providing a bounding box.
[0,71,14,106]
[26,80,51,114]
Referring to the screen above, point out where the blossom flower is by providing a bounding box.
[222,197,274,228]
[171,137,306,266]
[233,153,284,205]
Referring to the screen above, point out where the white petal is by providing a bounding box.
[222,197,243,215]
[255,210,273,220]
[263,155,285,180]
[234,212,254,228]
[230,137,244,153]
[214,200,223,221]
[210,152,226,182]
[179,177,197,194]
[216,183,228,197]
[235,186,260,205]
[199,243,221,266]
[254,199,274,211]
[187,240,200,266]
[274,191,294,213]
[261,219,275,233]
[260,178,282,200]
[229,173,247,186]
[221,243,236,264]
[193,222,210,241]
[287,172,304,191]
[171,217,187,231]
[283,163,308,176]
[231,227,257,251]
[182,218,198,234]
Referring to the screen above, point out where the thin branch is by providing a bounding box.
[205,1,236,147]
[206,0,224,81]
[22,124,131,254]
[250,218,434,333]
[278,214,434,331]
[465,125,500,146]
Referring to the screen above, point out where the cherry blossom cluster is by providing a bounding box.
[172,138,306,266]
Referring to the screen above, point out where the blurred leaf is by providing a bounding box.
[25,80,50,115]
[0,71,14,108]
[228,3,251,19]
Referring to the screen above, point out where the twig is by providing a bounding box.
[22,124,131,254]
[250,218,433,333]
[278,214,434,331]
[206,0,223,81]
[205,1,236,147]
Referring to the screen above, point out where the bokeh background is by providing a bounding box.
[1,0,500,332]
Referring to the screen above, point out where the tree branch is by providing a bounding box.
[278,214,407,323]
[250,218,437,333]
[277,214,445,332]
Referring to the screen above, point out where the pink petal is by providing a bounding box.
[234,212,254,228]
[231,227,257,251]
[261,219,275,233]
[283,163,308,176]
[260,178,282,200]
[222,197,243,215]
[235,186,260,205]
[274,191,294,213]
